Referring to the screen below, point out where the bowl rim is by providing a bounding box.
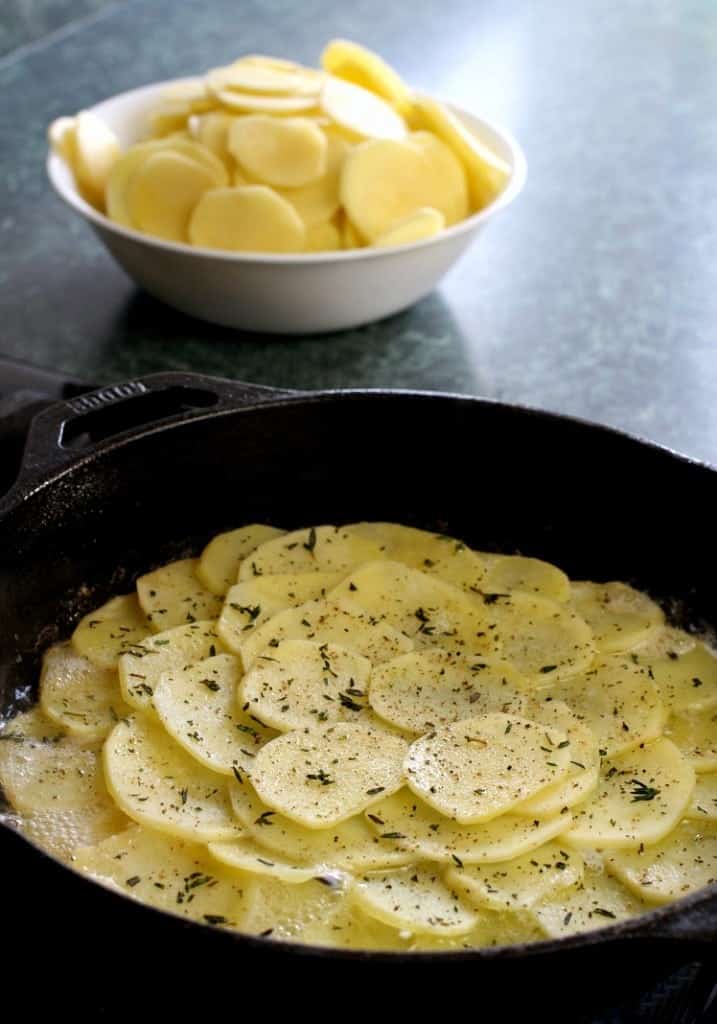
[46,77,527,264]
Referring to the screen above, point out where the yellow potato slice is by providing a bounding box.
[229,776,412,870]
[48,115,76,164]
[188,185,306,252]
[189,111,236,165]
[405,712,571,824]
[149,100,194,138]
[197,524,285,595]
[353,863,477,936]
[118,620,224,712]
[73,109,121,207]
[566,738,695,849]
[238,524,383,579]
[218,573,343,655]
[409,908,544,950]
[240,875,347,943]
[153,654,275,775]
[104,714,238,842]
[374,206,444,247]
[488,591,595,684]
[568,581,664,653]
[340,213,365,248]
[411,96,511,210]
[137,557,223,631]
[240,638,372,730]
[40,641,129,741]
[126,150,217,242]
[279,134,349,227]
[341,136,466,242]
[323,902,409,949]
[446,841,584,911]
[305,219,342,251]
[665,708,717,772]
[606,820,717,904]
[161,77,212,105]
[74,825,249,927]
[228,115,327,188]
[21,802,128,863]
[685,772,717,820]
[482,555,571,603]
[320,75,407,142]
[364,789,573,864]
[531,867,647,937]
[410,130,469,221]
[106,140,167,226]
[641,642,717,714]
[630,624,696,660]
[330,561,500,658]
[72,593,151,670]
[544,654,666,757]
[0,706,64,743]
[320,39,413,115]
[251,720,408,828]
[213,87,317,115]
[206,61,321,98]
[209,836,328,883]
[368,649,528,734]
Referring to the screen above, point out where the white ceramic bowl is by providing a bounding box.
[47,79,527,333]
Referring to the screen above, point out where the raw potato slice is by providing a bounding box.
[411,96,511,210]
[686,772,717,820]
[239,524,383,579]
[40,641,129,741]
[569,581,664,653]
[330,561,499,657]
[240,638,372,730]
[239,598,414,670]
[482,555,571,603]
[365,789,573,864]
[126,150,217,241]
[642,643,717,714]
[104,715,239,842]
[251,721,408,827]
[630,625,696,660]
[228,116,327,187]
[161,76,211,105]
[322,902,409,949]
[214,88,317,115]
[606,820,717,904]
[209,837,328,883]
[353,864,477,935]
[208,61,320,97]
[488,591,595,684]
[408,908,544,950]
[320,39,413,115]
[279,134,349,227]
[72,593,151,670]
[665,708,717,772]
[48,115,76,164]
[566,738,695,849]
[153,654,275,775]
[305,220,342,251]
[218,573,343,655]
[409,131,469,223]
[368,650,528,734]
[532,867,646,938]
[149,100,194,138]
[321,75,407,142]
[340,213,364,248]
[0,706,64,743]
[118,620,224,712]
[190,112,235,165]
[229,777,412,870]
[74,825,249,927]
[137,558,223,631]
[240,875,347,943]
[188,186,306,252]
[374,207,445,247]
[446,841,584,911]
[546,655,666,757]
[21,802,128,862]
[106,140,167,225]
[197,524,285,595]
[404,712,571,823]
[0,732,105,814]
[73,110,120,206]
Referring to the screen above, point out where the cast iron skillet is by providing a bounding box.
[0,370,715,1015]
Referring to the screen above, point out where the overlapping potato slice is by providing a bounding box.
[410,130,469,223]
[408,908,545,950]
[209,836,330,883]
[212,83,318,115]
[48,115,77,164]
[125,150,219,242]
[487,592,595,684]
[445,840,584,911]
[482,555,571,603]
[40,641,129,741]
[137,558,223,631]
[218,573,343,655]
[240,875,348,942]
[322,901,409,949]
[330,561,499,657]
[72,593,151,669]
[208,59,321,98]
[368,650,527,734]
[73,109,121,206]
[404,712,571,823]
[566,738,694,849]
[630,625,696,660]
[531,867,647,938]
[106,139,169,225]
[375,207,445,247]
[189,185,306,251]
[278,134,349,227]
[229,776,412,870]
[251,720,408,827]
[74,824,249,926]
[606,821,717,904]
[641,642,717,714]
[153,654,275,774]
[239,598,414,670]
[320,39,413,115]
[353,863,477,935]
[189,111,235,165]
[118,620,224,712]
[240,638,372,730]
[364,789,573,864]
[104,714,238,841]
[197,523,285,595]
[305,220,342,251]
[569,581,664,653]
[545,654,666,757]
[665,708,717,772]
[228,115,327,187]
[320,75,407,142]
[686,772,717,820]
[239,524,382,578]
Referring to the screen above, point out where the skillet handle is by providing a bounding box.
[5,371,296,497]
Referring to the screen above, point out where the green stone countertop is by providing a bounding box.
[0,0,716,467]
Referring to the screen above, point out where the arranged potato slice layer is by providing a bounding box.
[228,115,327,187]
[353,863,477,935]
[239,525,382,578]
[137,558,223,630]
[189,185,306,252]
[197,523,285,595]
[569,581,664,653]
[209,836,329,884]
[40,642,129,741]
[665,708,717,772]
[72,593,151,669]
[643,642,717,714]
[482,555,571,603]
[606,820,717,904]
[686,772,717,820]
[531,867,647,938]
